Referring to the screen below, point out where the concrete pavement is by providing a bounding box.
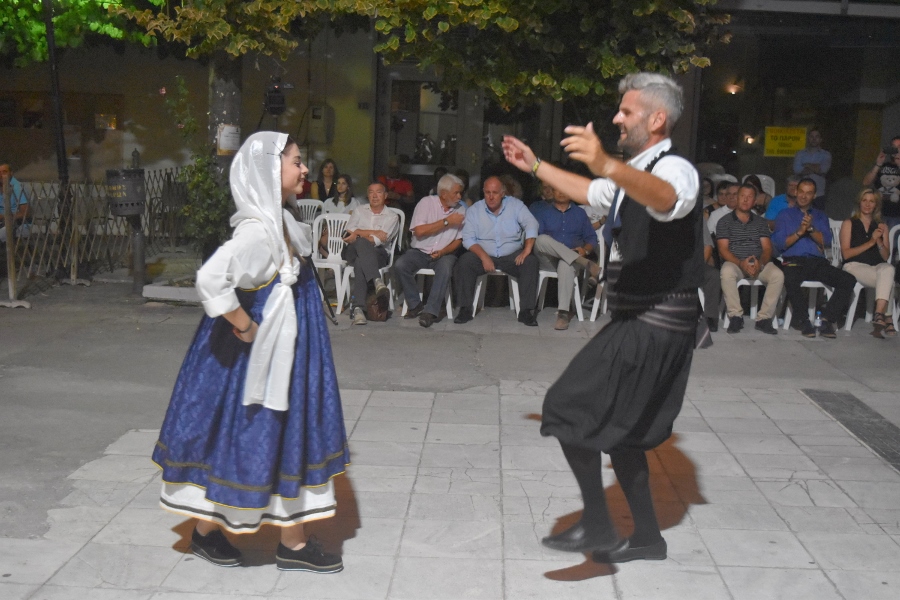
[2,281,900,599]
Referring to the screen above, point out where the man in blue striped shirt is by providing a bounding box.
[453,176,540,325]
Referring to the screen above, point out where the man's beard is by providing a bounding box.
[617,126,650,156]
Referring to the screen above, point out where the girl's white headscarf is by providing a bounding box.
[229,131,311,412]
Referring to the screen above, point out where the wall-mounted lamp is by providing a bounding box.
[744,135,756,145]
[725,82,743,95]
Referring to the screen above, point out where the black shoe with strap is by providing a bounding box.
[191,528,243,567]
[276,536,343,573]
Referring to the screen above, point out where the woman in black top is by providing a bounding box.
[839,188,896,337]
[312,159,339,200]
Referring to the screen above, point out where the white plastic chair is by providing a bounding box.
[828,219,843,267]
[782,281,832,330]
[340,207,405,310]
[400,268,455,320]
[312,213,350,314]
[589,225,607,321]
[724,278,767,327]
[474,271,520,314]
[889,224,900,330]
[537,269,585,321]
[291,199,323,225]
[844,282,874,331]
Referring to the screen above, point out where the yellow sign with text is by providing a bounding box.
[765,127,807,157]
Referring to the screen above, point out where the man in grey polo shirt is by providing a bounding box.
[717,183,784,334]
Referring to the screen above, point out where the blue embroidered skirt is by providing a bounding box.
[153,262,349,532]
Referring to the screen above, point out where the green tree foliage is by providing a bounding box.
[164,75,233,258]
[117,0,328,59]
[0,1,152,67]
[343,0,730,107]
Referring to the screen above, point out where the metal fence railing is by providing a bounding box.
[1,168,186,302]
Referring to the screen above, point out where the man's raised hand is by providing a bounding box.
[502,135,537,173]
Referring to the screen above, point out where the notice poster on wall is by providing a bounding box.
[764,126,807,157]
[217,124,241,156]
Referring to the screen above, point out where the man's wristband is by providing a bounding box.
[237,321,254,334]
[531,158,542,178]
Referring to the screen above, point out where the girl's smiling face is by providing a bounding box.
[281,143,308,203]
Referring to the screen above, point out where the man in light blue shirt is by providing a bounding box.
[454,176,540,325]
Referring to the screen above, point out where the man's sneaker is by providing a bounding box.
[275,536,343,573]
[754,318,778,335]
[373,277,388,295]
[405,302,425,319]
[706,317,719,333]
[419,312,436,328]
[454,307,474,324]
[554,311,571,331]
[800,321,817,338]
[351,306,367,325]
[819,320,837,339]
[726,316,744,334]
[191,528,243,567]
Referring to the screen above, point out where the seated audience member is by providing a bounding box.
[839,188,896,337]
[323,174,359,214]
[312,158,339,201]
[0,162,30,244]
[743,174,772,216]
[773,178,856,338]
[708,182,739,235]
[530,181,556,217]
[395,174,467,328]
[717,184,784,335]
[319,174,359,258]
[454,168,476,207]
[701,223,722,332]
[453,176,540,326]
[498,173,524,200]
[861,136,900,228]
[342,182,400,325]
[379,156,415,214]
[701,177,715,207]
[533,186,601,330]
[704,180,731,220]
[765,175,799,227]
[429,167,449,195]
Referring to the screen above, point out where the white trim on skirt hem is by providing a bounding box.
[159,479,336,534]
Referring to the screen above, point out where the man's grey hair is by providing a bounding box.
[786,174,801,183]
[436,173,464,194]
[618,72,684,131]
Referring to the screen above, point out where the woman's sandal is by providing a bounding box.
[884,319,897,337]
[871,313,886,339]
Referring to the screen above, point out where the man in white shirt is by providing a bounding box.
[707,182,738,235]
[341,182,400,325]
[394,174,467,327]
[502,72,702,565]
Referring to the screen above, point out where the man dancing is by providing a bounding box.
[502,72,702,563]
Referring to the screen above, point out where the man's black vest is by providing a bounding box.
[610,150,705,300]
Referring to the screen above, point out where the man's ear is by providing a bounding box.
[650,111,667,135]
